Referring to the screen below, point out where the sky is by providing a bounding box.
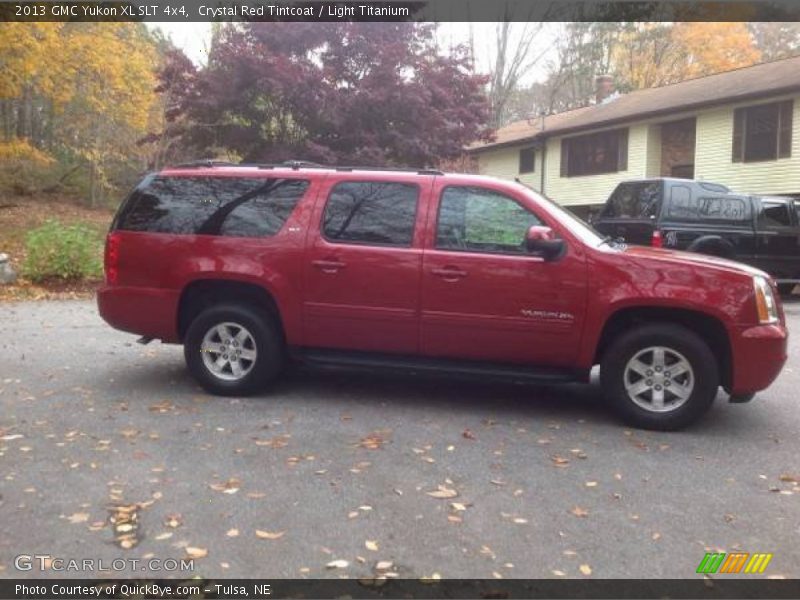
[149,22,558,84]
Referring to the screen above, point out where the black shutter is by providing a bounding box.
[617,129,628,171]
[560,138,569,177]
[732,107,745,162]
[779,99,793,158]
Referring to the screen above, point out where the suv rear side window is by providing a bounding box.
[322,181,418,247]
[601,182,661,218]
[118,177,309,237]
[436,186,542,254]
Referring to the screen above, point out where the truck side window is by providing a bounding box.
[760,202,792,227]
[602,182,661,218]
[436,186,542,255]
[322,181,419,247]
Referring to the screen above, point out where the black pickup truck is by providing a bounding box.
[593,178,800,294]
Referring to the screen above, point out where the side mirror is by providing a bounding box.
[525,226,566,261]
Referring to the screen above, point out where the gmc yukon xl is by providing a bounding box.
[98,163,788,430]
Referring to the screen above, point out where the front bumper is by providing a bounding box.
[97,285,181,343]
[728,323,788,395]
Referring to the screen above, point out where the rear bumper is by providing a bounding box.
[729,323,788,394]
[97,285,181,343]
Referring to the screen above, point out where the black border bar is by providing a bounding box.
[2,0,800,23]
[2,578,800,599]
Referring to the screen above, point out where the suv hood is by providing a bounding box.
[619,245,769,280]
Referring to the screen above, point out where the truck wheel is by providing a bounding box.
[184,303,284,396]
[600,324,719,430]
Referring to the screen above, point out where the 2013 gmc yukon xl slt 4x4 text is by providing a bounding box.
[98,163,789,430]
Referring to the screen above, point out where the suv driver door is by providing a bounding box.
[420,181,587,367]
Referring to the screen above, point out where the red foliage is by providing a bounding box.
[157,23,492,167]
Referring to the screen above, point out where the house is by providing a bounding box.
[468,56,800,219]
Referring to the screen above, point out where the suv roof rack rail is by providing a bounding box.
[172,159,443,176]
[172,159,238,169]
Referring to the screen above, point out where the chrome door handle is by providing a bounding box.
[312,259,346,273]
[431,267,468,280]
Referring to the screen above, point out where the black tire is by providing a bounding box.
[600,323,719,430]
[777,283,796,296]
[183,303,284,396]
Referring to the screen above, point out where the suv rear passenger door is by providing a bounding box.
[303,176,431,354]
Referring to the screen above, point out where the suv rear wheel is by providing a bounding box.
[600,324,719,430]
[184,303,284,396]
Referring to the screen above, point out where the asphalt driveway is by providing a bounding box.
[0,298,798,580]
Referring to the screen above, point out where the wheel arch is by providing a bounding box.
[176,279,285,344]
[686,235,736,259]
[593,306,733,391]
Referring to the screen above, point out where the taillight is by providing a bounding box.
[651,230,663,248]
[105,232,120,285]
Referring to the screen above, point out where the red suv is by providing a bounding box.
[98,162,788,430]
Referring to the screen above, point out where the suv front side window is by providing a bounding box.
[322,181,419,247]
[436,186,543,254]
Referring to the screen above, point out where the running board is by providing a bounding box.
[297,348,582,384]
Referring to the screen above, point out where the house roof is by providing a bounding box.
[469,55,800,153]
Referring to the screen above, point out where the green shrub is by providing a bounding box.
[22,220,104,282]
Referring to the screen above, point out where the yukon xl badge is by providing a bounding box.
[521,309,575,321]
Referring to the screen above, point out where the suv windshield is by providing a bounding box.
[516,184,606,247]
[602,181,662,219]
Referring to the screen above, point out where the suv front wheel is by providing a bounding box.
[600,323,719,430]
[184,303,284,396]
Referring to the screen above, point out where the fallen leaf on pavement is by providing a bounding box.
[209,478,241,494]
[427,485,458,499]
[68,512,90,524]
[164,514,183,528]
[462,429,476,440]
[326,559,349,569]
[579,564,592,576]
[551,455,570,467]
[570,506,589,518]
[365,540,379,551]
[227,529,239,537]
[255,530,285,540]
[185,547,208,559]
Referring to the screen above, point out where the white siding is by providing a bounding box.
[476,145,543,191]
[543,123,650,206]
[694,95,800,195]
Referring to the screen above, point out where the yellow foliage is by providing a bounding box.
[0,140,55,165]
[672,22,762,78]
[612,22,762,92]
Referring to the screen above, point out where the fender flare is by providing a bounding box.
[686,235,736,259]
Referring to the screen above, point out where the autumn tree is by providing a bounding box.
[748,22,800,61]
[672,22,761,78]
[157,22,492,167]
[0,23,162,203]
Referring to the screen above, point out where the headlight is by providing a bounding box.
[754,276,779,324]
